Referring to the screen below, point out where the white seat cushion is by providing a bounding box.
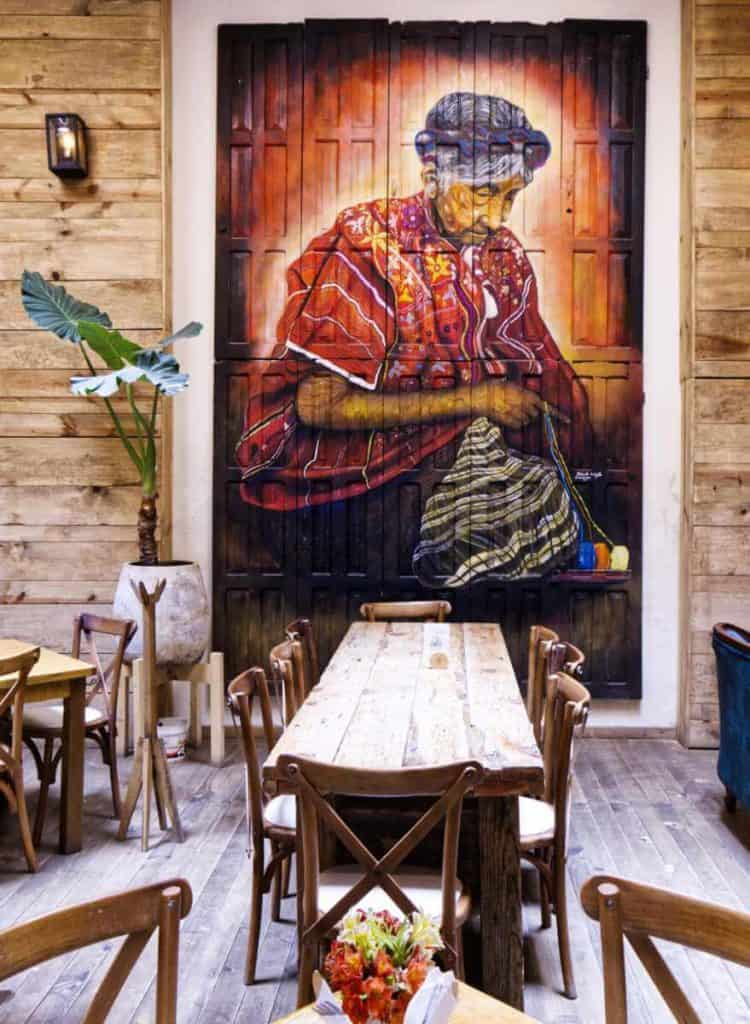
[263,794,296,831]
[318,864,463,920]
[519,796,556,845]
[23,702,105,732]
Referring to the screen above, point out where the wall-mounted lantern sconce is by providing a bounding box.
[45,113,88,179]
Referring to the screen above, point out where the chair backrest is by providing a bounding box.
[581,874,750,1024]
[277,755,482,971]
[359,600,452,623]
[0,647,40,769]
[551,639,586,679]
[228,668,276,849]
[526,625,559,745]
[540,672,590,847]
[72,613,137,725]
[286,617,320,694]
[269,638,306,725]
[0,877,192,1024]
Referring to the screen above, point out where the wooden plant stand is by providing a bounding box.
[118,579,184,852]
[117,653,225,764]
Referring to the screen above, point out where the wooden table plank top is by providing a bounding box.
[273,980,540,1023]
[264,621,543,797]
[0,639,93,687]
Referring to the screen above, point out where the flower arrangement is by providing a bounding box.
[323,909,443,1023]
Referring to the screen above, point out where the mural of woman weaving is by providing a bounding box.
[236,91,625,586]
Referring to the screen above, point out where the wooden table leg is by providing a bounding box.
[479,795,524,1009]
[59,675,86,854]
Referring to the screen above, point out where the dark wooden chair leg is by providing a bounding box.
[16,768,39,873]
[107,730,122,819]
[281,853,291,898]
[32,737,54,848]
[245,847,265,985]
[554,853,576,999]
[725,786,737,814]
[539,857,552,929]
[270,842,282,923]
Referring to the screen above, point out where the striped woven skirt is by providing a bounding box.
[412,417,579,587]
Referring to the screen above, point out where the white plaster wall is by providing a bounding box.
[172,0,681,730]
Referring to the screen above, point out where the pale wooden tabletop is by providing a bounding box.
[273,979,539,1023]
[0,638,93,687]
[263,621,543,797]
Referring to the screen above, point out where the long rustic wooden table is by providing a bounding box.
[0,639,92,854]
[274,980,540,1023]
[263,621,544,1009]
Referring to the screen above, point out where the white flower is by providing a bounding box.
[408,911,443,952]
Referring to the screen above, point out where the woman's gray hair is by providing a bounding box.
[415,92,549,190]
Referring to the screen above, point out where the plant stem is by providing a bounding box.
[80,344,143,474]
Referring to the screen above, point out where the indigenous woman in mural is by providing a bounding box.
[237,92,597,585]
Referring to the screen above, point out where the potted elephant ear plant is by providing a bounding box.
[20,270,209,664]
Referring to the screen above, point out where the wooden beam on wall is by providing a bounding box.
[0,0,170,647]
[681,0,750,746]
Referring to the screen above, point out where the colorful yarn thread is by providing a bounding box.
[543,407,630,573]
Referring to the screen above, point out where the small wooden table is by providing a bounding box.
[274,980,540,1023]
[0,639,92,854]
[264,621,544,1009]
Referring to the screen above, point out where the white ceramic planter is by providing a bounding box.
[113,561,210,665]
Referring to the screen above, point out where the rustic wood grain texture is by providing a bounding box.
[0,737,743,1021]
[682,0,750,746]
[276,982,539,1024]
[265,621,542,1008]
[264,622,543,796]
[0,639,90,853]
[0,0,171,649]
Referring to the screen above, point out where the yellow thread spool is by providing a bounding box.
[610,545,630,571]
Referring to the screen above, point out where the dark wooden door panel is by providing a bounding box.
[214,19,646,699]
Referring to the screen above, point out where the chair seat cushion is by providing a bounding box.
[318,864,469,923]
[263,794,296,831]
[519,796,555,847]
[23,702,106,733]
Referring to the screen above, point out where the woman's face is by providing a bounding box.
[432,174,526,245]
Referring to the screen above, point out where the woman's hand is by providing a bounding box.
[472,379,549,428]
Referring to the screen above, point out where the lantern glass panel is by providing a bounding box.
[45,114,87,179]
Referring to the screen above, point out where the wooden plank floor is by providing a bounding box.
[0,738,748,1022]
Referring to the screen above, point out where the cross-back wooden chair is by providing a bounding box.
[359,599,452,622]
[269,637,307,726]
[0,877,192,1023]
[277,754,482,1007]
[525,625,559,746]
[23,613,136,846]
[229,669,297,985]
[0,646,40,872]
[581,874,750,1024]
[286,617,320,695]
[519,670,590,999]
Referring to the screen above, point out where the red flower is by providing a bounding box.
[391,990,412,1024]
[342,990,369,1024]
[373,948,395,979]
[374,910,401,934]
[405,954,430,993]
[324,942,364,991]
[363,976,391,1020]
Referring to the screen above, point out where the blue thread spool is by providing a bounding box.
[577,540,596,571]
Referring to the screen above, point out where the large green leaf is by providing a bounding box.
[78,321,142,369]
[69,320,202,399]
[153,321,203,350]
[21,271,111,342]
[70,348,189,398]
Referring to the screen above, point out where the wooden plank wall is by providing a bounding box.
[681,0,750,745]
[0,0,170,651]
